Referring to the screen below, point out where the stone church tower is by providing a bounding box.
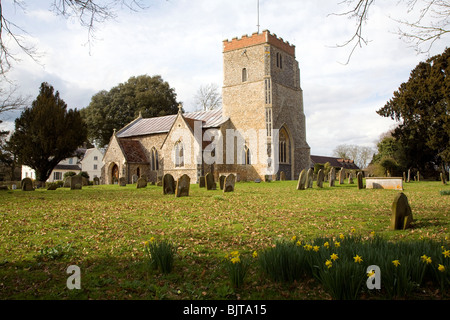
[222,30,310,180]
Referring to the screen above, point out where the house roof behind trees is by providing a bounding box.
[310,155,360,170]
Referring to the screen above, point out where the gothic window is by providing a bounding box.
[265,107,272,137]
[242,68,248,82]
[151,147,159,171]
[265,78,271,104]
[279,128,290,164]
[242,146,251,165]
[276,52,283,69]
[174,141,184,168]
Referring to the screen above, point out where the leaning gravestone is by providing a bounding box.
[70,175,83,190]
[306,168,313,188]
[316,169,324,188]
[223,174,236,193]
[219,175,226,190]
[119,177,127,186]
[21,178,34,191]
[163,174,175,194]
[296,169,307,190]
[339,168,346,185]
[205,173,216,190]
[137,177,147,189]
[348,172,354,184]
[357,172,364,190]
[390,192,413,230]
[329,168,336,187]
[176,174,190,197]
[407,169,411,183]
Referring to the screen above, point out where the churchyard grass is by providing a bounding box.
[0,180,449,299]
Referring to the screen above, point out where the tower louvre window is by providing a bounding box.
[265,107,272,137]
[242,68,248,82]
[265,78,271,104]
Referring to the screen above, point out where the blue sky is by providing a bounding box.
[1,0,448,156]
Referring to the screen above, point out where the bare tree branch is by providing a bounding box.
[194,83,222,111]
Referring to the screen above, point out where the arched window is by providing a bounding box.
[242,68,248,82]
[279,128,290,164]
[242,146,251,165]
[174,141,184,168]
[151,148,159,171]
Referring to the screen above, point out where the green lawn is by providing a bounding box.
[0,180,449,300]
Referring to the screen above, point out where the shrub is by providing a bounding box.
[144,238,177,274]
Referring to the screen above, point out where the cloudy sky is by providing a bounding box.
[1,0,448,157]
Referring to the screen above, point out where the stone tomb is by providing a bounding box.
[366,177,403,191]
[21,178,34,191]
[176,174,190,197]
[163,174,175,194]
[223,174,236,193]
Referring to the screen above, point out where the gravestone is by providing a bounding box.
[329,168,336,187]
[306,168,313,188]
[21,178,34,191]
[199,176,205,188]
[316,169,324,188]
[176,174,190,197]
[223,174,236,193]
[296,169,307,190]
[339,168,346,185]
[407,169,411,183]
[205,173,216,190]
[137,177,147,189]
[280,171,286,181]
[163,174,175,194]
[390,192,413,230]
[132,175,139,184]
[264,175,271,182]
[219,175,226,190]
[63,177,72,188]
[348,172,354,184]
[70,176,83,190]
[119,177,127,186]
[357,172,364,190]
[93,177,100,185]
[47,183,58,191]
[403,172,406,182]
[417,171,420,182]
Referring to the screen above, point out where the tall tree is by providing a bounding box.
[9,82,87,182]
[81,74,180,147]
[332,144,375,169]
[376,47,449,175]
[194,83,222,111]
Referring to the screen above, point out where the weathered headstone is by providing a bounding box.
[205,173,216,190]
[280,171,286,181]
[390,192,413,230]
[163,174,175,194]
[296,169,307,190]
[132,175,139,184]
[70,175,83,190]
[339,168,346,185]
[306,168,313,188]
[93,177,100,185]
[348,172,354,184]
[357,172,364,190]
[119,177,127,186]
[316,169,324,188]
[417,171,420,182]
[21,178,34,191]
[407,169,411,183]
[199,176,205,188]
[329,168,336,187]
[219,175,226,190]
[176,174,190,197]
[63,177,72,188]
[223,174,236,193]
[137,177,147,189]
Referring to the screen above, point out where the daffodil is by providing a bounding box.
[325,260,333,269]
[144,241,149,247]
[438,264,446,272]
[351,228,356,233]
[339,234,345,240]
[392,260,400,267]
[304,244,312,251]
[353,254,363,264]
[421,255,432,264]
[443,249,450,258]
[367,270,375,278]
[150,237,155,244]
[231,256,241,264]
[252,251,258,258]
[334,241,341,248]
[313,246,320,252]
[296,240,302,247]
[230,250,239,257]
[331,253,339,261]
[291,236,297,242]
[323,241,330,249]
[370,231,375,236]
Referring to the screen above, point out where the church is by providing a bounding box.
[101,30,310,184]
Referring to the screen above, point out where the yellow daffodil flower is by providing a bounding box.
[296,240,302,247]
[392,260,400,267]
[438,264,445,272]
[367,270,375,278]
[353,255,363,264]
[313,246,320,252]
[252,251,258,258]
[339,234,345,240]
[325,260,333,269]
[331,253,339,261]
[334,242,341,248]
[323,241,330,249]
[291,236,297,242]
[231,256,241,264]
[443,249,450,258]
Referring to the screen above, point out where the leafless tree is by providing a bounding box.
[333,143,375,169]
[332,0,450,63]
[0,81,29,119]
[0,0,148,76]
[194,83,222,111]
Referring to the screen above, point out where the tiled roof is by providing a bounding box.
[116,109,226,138]
[54,164,82,171]
[310,155,360,170]
[118,139,149,164]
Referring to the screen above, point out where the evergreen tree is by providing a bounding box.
[9,82,87,183]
